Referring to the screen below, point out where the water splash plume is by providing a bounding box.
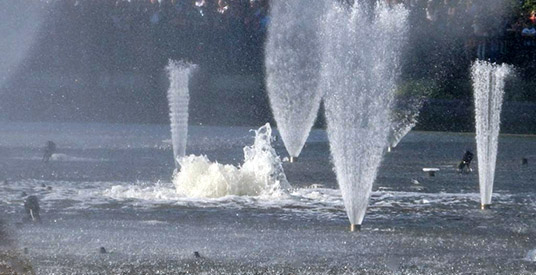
[174,123,290,198]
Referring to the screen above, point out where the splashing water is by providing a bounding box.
[265,0,325,160]
[471,60,512,206]
[388,94,427,150]
[525,249,536,262]
[321,1,408,226]
[166,60,198,168]
[173,123,290,198]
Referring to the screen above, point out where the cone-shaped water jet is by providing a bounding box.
[265,0,325,161]
[166,60,198,169]
[388,92,428,151]
[321,1,408,227]
[471,60,512,209]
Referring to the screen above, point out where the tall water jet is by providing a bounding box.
[471,60,512,209]
[320,1,408,230]
[166,60,198,170]
[265,0,325,162]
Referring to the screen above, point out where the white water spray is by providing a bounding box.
[166,60,198,169]
[174,123,290,198]
[265,0,325,160]
[471,60,511,207]
[388,94,427,150]
[321,1,408,227]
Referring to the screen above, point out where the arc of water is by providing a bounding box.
[471,60,511,207]
[166,60,198,169]
[265,0,326,160]
[388,93,427,151]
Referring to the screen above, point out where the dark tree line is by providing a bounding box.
[1,0,535,125]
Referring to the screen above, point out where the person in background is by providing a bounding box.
[522,21,536,37]
[42,141,56,163]
[521,21,536,46]
[458,150,474,173]
[24,196,41,223]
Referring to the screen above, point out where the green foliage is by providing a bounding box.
[505,79,536,101]
[505,0,522,18]
[503,0,535,21]
[396,79,437,99]
[523,0,536,12]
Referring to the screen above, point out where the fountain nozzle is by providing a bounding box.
[350,224,361,232]
[289,156,298,163]
[480,204,491,210]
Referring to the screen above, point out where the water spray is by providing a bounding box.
[265,0,325,161]
[471,61,511,209]
[388,93,428,151]
[166,60,198,170]
[321,1,408,228]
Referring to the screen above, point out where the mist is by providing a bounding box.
[0,0,532,132]
[0,1,44,87]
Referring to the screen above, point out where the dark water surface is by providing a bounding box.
[1,122,535,274]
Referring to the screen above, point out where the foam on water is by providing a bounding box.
[173,123,291,198]
[525,249,536,262]
[11,154,108,162]
[1,177,520,222]
[103,183,180,203]
[49,153,107,162]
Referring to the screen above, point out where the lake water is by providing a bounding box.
[1,122,535,273]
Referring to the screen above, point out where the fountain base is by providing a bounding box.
[350,224,361,232]
[480,204,492,210]
[289,156,298,163]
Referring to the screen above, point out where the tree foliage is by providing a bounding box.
[522,0,536,13]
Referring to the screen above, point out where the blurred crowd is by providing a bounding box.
[34,0,271,75]
[30,0,534,74]
[4,0,535,124]
[385,0,534,62]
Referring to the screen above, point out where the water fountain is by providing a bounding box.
[388,93,427,152]
[320,1,408,231]
[471,60,512,209]
[166,60,198,170]
[173,123,290,198]
[265,0,325,162]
